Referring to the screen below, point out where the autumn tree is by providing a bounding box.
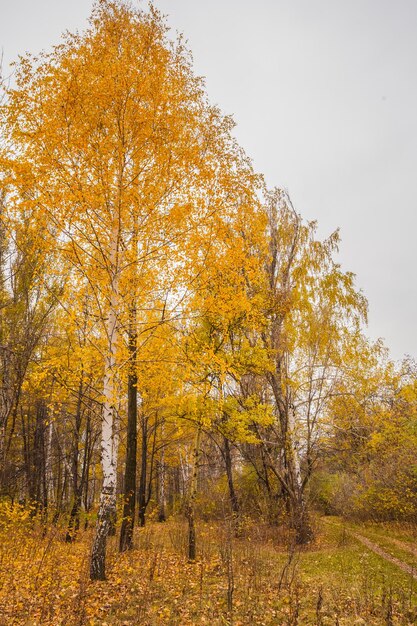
[3,0,262,578]
[248,189,368,542]
[0,185,59,499]
[317,346,417,521]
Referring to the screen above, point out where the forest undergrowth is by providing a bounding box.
[1,505,417,626]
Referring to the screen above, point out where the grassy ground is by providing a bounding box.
[1,510,417,625]
[332,517,417,571]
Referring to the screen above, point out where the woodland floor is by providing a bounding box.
[1,512,417,625]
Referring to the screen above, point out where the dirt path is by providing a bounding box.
[388,536,417,558]
[323,518,417,580]
[350,531,417,580]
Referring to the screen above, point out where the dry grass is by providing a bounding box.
[1,506,417,625]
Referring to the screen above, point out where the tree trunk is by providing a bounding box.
[45,418,54,509]
[285,404,313,544]
[119,308,138,552]
[90,218,120,581]
[157,455,166,522]
[138,415,147,527]
[268,360,314,544]
[66,378,83,542]
[187,425,201,561]
[223,436,240,534]
[90,360,118,579]
[31,401,47,516]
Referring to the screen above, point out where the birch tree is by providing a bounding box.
[259,189,367,542]
[3,0,259,578]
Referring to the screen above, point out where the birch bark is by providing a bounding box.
[90,216,120,580]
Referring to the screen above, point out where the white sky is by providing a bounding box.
[1,0,416,361]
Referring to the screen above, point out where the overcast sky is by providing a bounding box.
[1,0,416,361]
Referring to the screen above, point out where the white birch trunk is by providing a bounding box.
[90,217,120,580]
[288,404,303,491]
[287,404,312,543]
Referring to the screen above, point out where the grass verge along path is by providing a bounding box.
[351,531,417,580]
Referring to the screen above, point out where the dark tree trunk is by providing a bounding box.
[119,311,137,552]
[138,416,147,527]
[157,456,166,522]
[187,426,201,561]
[82,413,94,529]
[66,494,82,541]
[66,379,83,542]
[223,436,240,536]
[33,401,47,515]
